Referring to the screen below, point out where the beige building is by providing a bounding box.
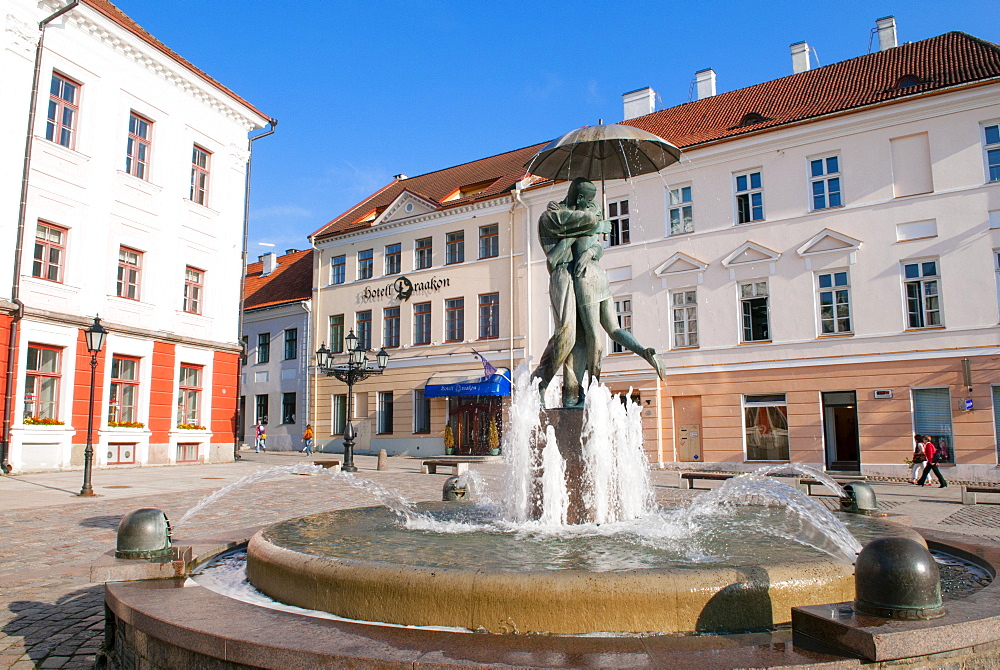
[311,22,1000,481]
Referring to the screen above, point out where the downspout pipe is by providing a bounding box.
[234,119,277,459]
[2,0,79,474]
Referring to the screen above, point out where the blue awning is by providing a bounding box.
[423,369,511,398]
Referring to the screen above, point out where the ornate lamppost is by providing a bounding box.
[316,330,388,472]
[79,315,107,497]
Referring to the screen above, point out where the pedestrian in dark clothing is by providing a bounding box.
[916,435,948,488]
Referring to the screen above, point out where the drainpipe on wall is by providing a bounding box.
[513,186,532,367]
[234,119,277,459]
[2,0,80,474]
[507,189,520,375]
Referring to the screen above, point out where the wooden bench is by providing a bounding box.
[962,485,1000,505]
[422,460,469,476]
[679,472,737,489]
[313,460,341,472]
[799,477,863,496]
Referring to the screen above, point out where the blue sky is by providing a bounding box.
[112,1,1000,254]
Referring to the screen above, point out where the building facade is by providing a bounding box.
[310,22,1000,481]
[241,249,313,451]
[1,0,271,472]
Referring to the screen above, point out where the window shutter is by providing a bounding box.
[993,386,1000,463]
[913,387,953,440]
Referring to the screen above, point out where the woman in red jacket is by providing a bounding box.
[916,435,948,488]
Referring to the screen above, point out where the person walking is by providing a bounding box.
[254,421,267,452]
[910,434,926,484]
[302,424,314,455]
[916,435,947,488]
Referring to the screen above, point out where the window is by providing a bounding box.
[479,224,499,259]
[329,315,344,353]
[904,261,942,328]
[176,443,198,463]
[668,186,693,235]
[985,123,1000,182]
[385,243,401,275]
[108,356,139,424]
[377,391,393,434]
[125,112,152,179]
[608,200,630,246]
[735,171,764,223]
[612,297,632,353]
[358,249,373,280]
[383,307,400,348]
[446,231,464,264]
[282,392,296,424]
[177,365,202,426]
[413,302,431,345]
[744,394,789,461]
[740,281,770,342]
[993,385,1000,464]
[116,247,142,300]
[240,336,248,365]
[255,393,268,424]
[415,237,432,269]
[183,266,203,314]
[890,133,933,197]
[413,389,431,433]
[190,145,211,205]
[810,156,842,210]
[331,394,347,434]
[478,293,499,339]
[671,290,698,348]
[913,388,954,465]
[24,344,61,421]
[817,271,851,334]
[284,329,298,360]
[46,73,79,149]
[32,222,66,283]
[445,298,464,341]
[996,250,1000,322]
[356,310,372,350]
[331,255,346,285]
[257,333,270,363]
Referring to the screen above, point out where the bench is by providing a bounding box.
[679,472,737,489]
[962,485,1000,505]
[799,477,863,496]
[422,460,469,476]
[680,472,838,493]
[313,460,341,472]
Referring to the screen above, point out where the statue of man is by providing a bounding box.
[532,178,664,408]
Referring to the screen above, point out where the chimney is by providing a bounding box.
[261,252,278,276]
[622,87,656,120]
[285,248,299,255]
[695,69,716,100]
[876,16,897,51]
[393,174,408,180]
[790,41,811,74]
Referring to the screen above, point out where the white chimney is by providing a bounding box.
[790,41,811,74]
[261,252,278,276]
[695,69,716,100]
[876,16,897,51]
[622,87,656,120]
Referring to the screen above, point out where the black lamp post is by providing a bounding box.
[316,330,389,472]
[79,315,107,497]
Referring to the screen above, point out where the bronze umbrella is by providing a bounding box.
[525,123,682,182]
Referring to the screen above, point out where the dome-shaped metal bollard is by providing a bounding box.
[840,482,877,515]
[442,476,467,501]
[854,537,945,620]
[116,508,172,559]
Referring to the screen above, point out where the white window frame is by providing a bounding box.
[330,255,346,285]
[816,270,852,335]
[743,394,789,462]
[670,289,698,348]
[611,296,632,353]
[667,184,693,236]
[983,121,1000,183]
[413,388,431,434]
[734,170,764,224]
[607,199,630,247]
[902,259,943,329]
[808,154,842,211]
[739,280,770,342]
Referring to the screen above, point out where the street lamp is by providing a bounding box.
[315,330,389,472]
[79,315,107,496]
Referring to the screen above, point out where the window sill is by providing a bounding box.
[670,345,699,351]
[36,137,91,162]
[817,333,854,339]
[903,326,945,333]
[445,261,464,266]
[809,205,845,214]
[116,170,162,192]
[738,340,772,345]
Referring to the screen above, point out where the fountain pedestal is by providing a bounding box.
[537,408,589,524]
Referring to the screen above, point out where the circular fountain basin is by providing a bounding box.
[246,503,922,635]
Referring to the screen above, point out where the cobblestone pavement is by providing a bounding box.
[0,451,990,668]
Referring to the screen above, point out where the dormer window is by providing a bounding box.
[737,112,771,128]
[893,74,923,90]
[353,206,386,225]
[440,178,498,203]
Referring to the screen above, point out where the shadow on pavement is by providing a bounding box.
[4,585,105,668]
[0,476,78,495]
[80,515,123,529]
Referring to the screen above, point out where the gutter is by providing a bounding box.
[234,118,277,458]
[2,0,80,475]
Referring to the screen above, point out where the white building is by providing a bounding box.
[309,20,1000,482]
[0,0,272,472]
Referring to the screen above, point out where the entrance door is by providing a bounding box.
[449,398,501,455]
[822,391,860,472]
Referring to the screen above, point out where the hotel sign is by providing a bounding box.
[361,275,451,302]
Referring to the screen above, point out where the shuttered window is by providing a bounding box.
[913,387,954,464]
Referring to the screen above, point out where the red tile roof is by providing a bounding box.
[244,249,313,310]
[79,0,270,123]
[312,31,1000,242]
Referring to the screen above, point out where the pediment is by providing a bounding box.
[797,229,861,257]
[721,242,780,267]
[380,190,440,223]
[654,252,708,276]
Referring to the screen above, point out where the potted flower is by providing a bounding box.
[23,416,64,426]
[177,423,206,430]
[109,421,145,428]
[443,425,455,456]
[487,418,500,456]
